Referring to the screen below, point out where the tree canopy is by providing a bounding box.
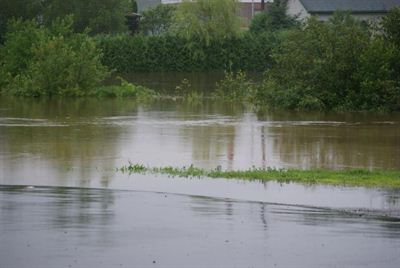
[171,0,242,44]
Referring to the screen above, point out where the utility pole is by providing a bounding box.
[261,0,265,11]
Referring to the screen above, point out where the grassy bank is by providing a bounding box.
[119,163,400,189]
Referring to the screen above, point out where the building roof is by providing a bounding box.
[300,0,400,14]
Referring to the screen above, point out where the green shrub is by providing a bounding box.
[97,32,276,72]
[92,77,157,99]
[0,18,109,97]
[214,71,254,101]
[252,12,400,111]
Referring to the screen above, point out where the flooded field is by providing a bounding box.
[1,92,400,267]
[1,186,400,268]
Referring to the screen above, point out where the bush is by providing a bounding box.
[214,71,254,101]
[92,77,157,99]
[252,12,400,111]
[0,18,109,97]
[97,32,277,72]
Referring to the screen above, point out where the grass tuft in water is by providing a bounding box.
[119,163,400,189]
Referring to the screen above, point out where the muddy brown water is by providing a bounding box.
[1,93,400,267]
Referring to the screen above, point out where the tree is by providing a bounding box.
[139,4,176,35]
[42,0,131,34]
[0,0,43,42]
[0,17,109,97]
[250,0,298,33]
[131,0,138,13]
[382,7,400,47]
[256,13,372,110]
[171,0,242,44]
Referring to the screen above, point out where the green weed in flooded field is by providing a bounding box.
[119,163,400,189]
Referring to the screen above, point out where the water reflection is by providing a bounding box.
[1,96,400,206]
[1,186,399,267]
[0,97,141,188]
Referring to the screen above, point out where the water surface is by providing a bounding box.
[1,186,400,268]
[1,96,400,210]
[1,93,400,267]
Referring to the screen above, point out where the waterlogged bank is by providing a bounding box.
[120,163,400,189]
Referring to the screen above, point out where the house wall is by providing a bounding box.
[314,12,386,22]
[286,0,389,22]
[286,0,310,21]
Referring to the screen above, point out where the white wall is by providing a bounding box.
[286,0,310,21]
[315,13,386,22]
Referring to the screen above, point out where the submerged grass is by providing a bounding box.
[119,163,400,189]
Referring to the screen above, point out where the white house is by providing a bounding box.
[286,0,400,21]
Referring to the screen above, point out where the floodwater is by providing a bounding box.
[1,92,400,267]
[1,186,400,268]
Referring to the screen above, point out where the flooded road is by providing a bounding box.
[1,186,400,268]
[1,95,400,266]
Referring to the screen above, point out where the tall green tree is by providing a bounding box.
[256,13,371,110]
[250,0,298,33]
[171,0,242,44]
[382,7,400,47]
[42,0,131,34]
[139,4,176,35]
[0,0,43,42]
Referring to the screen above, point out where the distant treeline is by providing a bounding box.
[1,0,400,111]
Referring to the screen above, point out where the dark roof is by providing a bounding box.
[300,0,400,14]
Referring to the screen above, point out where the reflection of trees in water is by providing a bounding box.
[287,206,400,239]
[0,97,139,185]
[383,189,400,208]
[0,187,116,247]
[189,196,269,231]
[257,110,400,170]
[173,100,245,170]
[51,188,115,230]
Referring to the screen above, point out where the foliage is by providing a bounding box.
[250,0,299,33]
[171,0,242,44]
[0,0,43,42]
[97,32,276,72]
[139,4,176,35]
[355,38,400,111]
[172,78,204,102]
[381,7,400,47]
[119,162,400,189]
[0,18,109,97]
[131,0,138,13]
[42,0,131,34]
[93,77,157,99]
[254,13,390,111]
[0,0,131,39]
[214,71,254,100]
